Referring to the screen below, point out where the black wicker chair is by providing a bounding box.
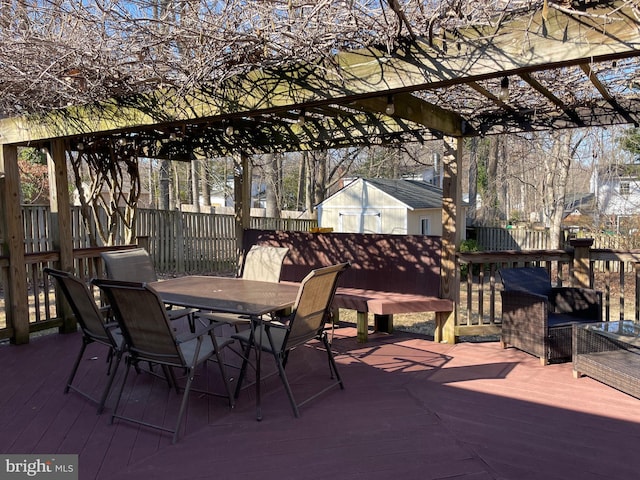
[499,267,602,365]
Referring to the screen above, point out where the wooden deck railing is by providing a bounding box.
[0,209,317,342]
[457,246,640,339]
[0,246,138,341]
[4,237,640,344]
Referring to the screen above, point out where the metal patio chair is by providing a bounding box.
[44,267,125,414]
[232,262,349,417]
[92,278,235,444]
[196,245,290,330]
[101,248,196,330]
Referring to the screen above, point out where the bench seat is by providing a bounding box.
[333,287,454,341]
[335,288,453,315]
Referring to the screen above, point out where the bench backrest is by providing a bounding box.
[243,229,442,297]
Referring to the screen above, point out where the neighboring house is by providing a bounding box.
[561,193,596,233]
[317,177,466,236]
[591,163,640,233]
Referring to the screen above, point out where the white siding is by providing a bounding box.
[317,178,457,236]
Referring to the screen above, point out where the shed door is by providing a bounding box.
[338,212,381,233]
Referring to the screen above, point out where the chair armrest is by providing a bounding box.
[501,290,549,309]
[175,321,226,344]
[167,307,197,321]
[500,290,550,329]
[550,287,602,320]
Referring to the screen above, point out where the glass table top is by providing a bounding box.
[582,321,640,346]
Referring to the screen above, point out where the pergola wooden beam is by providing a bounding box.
[351,92,467,136]
[519,72,585,127]
[579,63,639,126]
[1,1,639,146]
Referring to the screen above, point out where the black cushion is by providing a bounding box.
[499,267,552,298]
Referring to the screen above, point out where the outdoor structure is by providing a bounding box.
[317,177,465,236]
[591,164,640,233]
[2,1,640,345]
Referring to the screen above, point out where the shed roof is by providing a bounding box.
[320,177,450,211]
[364,178,446,210]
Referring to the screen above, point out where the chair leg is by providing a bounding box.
[272,350,299,418]
[264,328,299,418]
[323,333,344,389]
[161,365,180,393]
[97,349,123,414]
[211,339,235,408]
[234,332,255,399]
[111,357,133,425]
[172,367,195,444]
[65,339,89,394]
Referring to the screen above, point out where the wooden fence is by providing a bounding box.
[17,206,317,274]
[0,206,316,340]
[475,227,640,251]
[5,211,640,343]
[456,247,640,339]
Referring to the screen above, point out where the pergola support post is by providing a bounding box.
[569,238,594,289]
[1,144,29,344]
[46,140,76,333]
[435,136,462,344]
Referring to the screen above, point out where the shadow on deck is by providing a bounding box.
[1,326,639,479]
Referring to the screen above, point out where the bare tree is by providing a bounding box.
[68,143,141,246]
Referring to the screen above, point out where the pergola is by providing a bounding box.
[2,0,640,344]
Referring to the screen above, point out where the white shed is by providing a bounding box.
[317,177,461,236]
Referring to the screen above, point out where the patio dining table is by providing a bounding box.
[149,275,300,421]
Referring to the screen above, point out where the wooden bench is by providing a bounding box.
[243,229,453,342]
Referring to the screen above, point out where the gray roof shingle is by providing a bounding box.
[364,178,444,209]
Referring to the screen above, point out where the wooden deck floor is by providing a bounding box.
[2,326,640,480]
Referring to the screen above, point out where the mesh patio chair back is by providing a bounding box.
[92,278,234,443]
[101,248,158,283]
[197,245,290,329]
[94,280,187,366]
[286,262,348,347]
[43,267,124,414]
[102,247,196,329]
[233,262,349,417]
[240,245,289,283]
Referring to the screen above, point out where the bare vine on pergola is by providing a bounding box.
[68,144,141,246]
[4,1,638,247]
[0,0,591,117]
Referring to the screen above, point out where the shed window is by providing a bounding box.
[420,218,430,235]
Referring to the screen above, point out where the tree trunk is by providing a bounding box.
[467,138,478,225]
[190,159,200,212]
[304,152,314,213]
[264,153,279,218]
[200,158,211,207]
[314,151,327,207]
[544,131,573,249]
[297,152,306,211]
[159,160,170,210]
